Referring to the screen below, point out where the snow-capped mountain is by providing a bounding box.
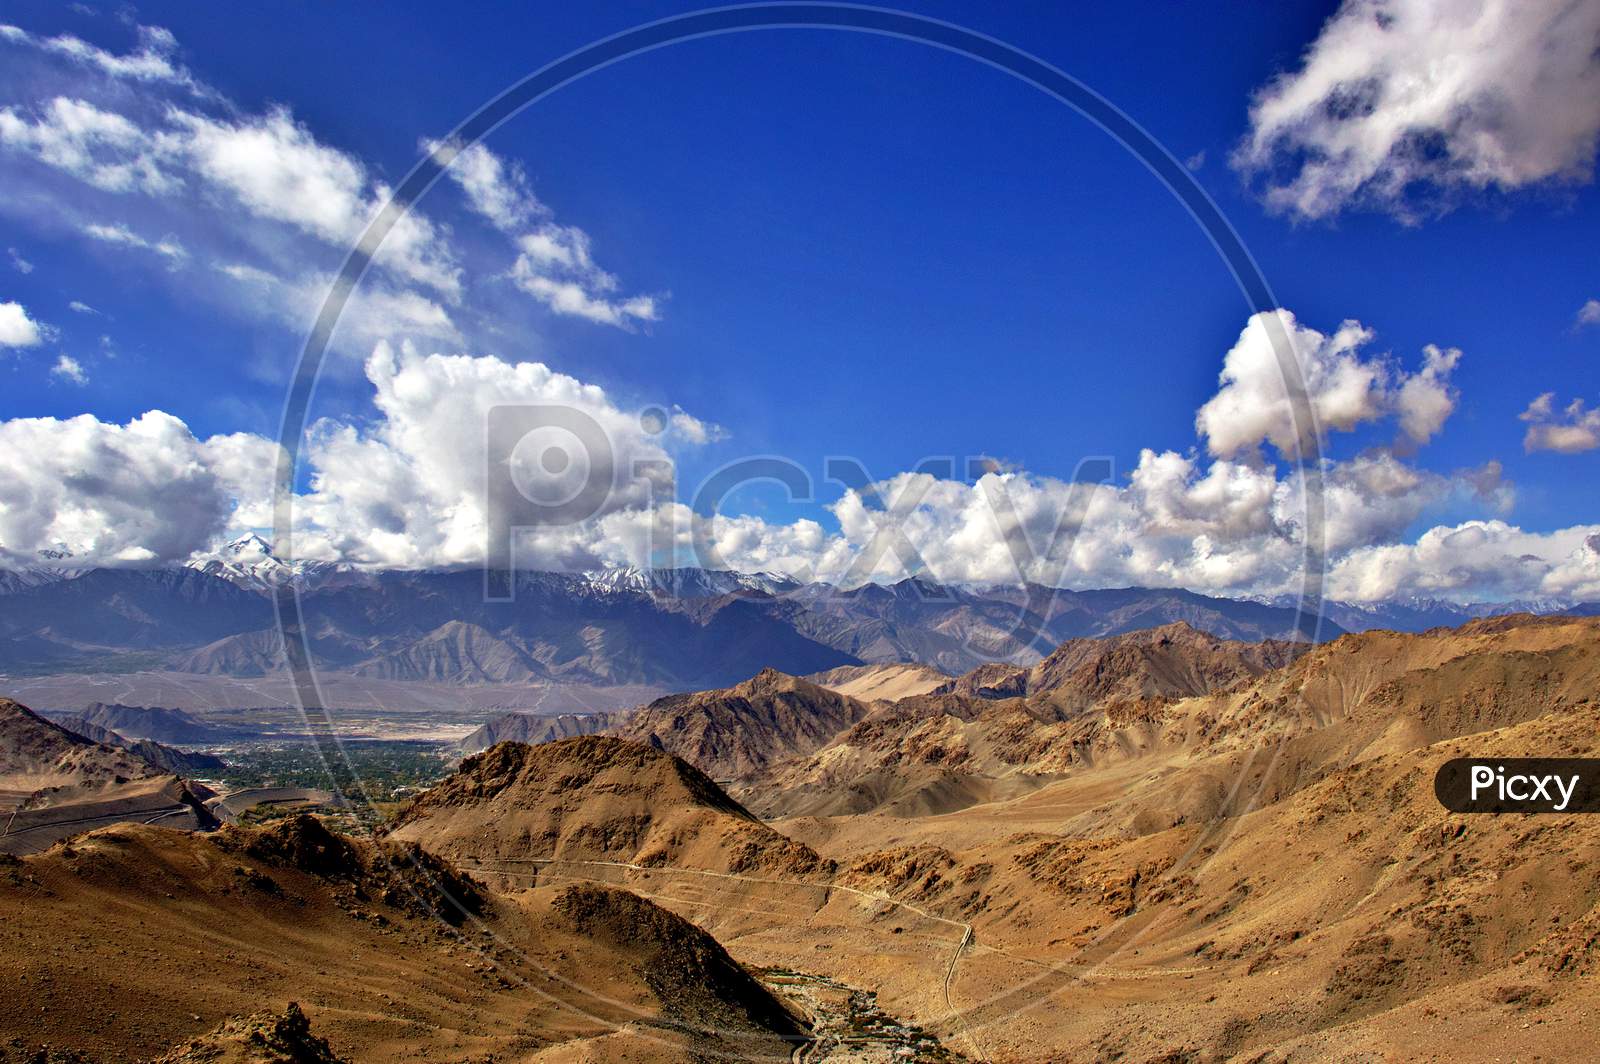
[579,565,801,598]
[184,534,357,593]
[0,547,89,594]
[1244,593,1594,633]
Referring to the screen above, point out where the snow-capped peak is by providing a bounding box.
[187,533,355,593]
[220,533,276,560]
[580,565,799,598]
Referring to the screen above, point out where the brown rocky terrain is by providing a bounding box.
[608,669,870,781]
[0,697,167,811]
[154,1003,347,1064]
[0,814,804,1063]
[935,620,1302,705]
[804,662,951,702]
[751,624,1302,818]
[53,715,227,778]
[453,709,626,757]
[387,735,827,877]
[767,613,1600,1060]
[6,614,1599,1062]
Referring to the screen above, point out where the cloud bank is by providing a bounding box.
[1,309,1592,604]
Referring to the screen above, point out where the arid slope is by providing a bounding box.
[388,735,827,877]
[0,815,804,1063]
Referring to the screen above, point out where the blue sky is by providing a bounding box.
[0,1,1597,602]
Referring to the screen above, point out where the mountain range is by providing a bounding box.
[2,537,1596,691]
[5,613,1599,1060]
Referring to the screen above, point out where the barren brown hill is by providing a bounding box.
[770,614,1600,1061]
[453,709,627,757]
[753,624,1302,818]
[607,668,870,780]
[353,620,549,683]
[388,735,827,877]
[1,814,804,1063]
[767,618,1530,820]
[749,693,1079,817]
[804,661,950,702]
[0,696,165,811]
[937,620,1302,705]
[56,714,227,777]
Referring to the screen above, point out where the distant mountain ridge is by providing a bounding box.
[4,536,1592,688]
[933,621,1305,705]
[54,716,227,777]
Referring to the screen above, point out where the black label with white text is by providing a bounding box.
[1434,758,1600,814]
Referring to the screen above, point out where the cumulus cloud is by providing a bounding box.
[1577,299,1600,328]
[1520,392,1600,454]
[0,300,47,347]
[1330,520,1600,603]
[1236,0,1600,220]
[1196,309,1461,458]
[693,448,1507,597]
[0,316,1571,603]
[286,342,693,567]
[1394,343,1461,446]
[0,343,708,570]
[49,353,86,384]
[0,410,260,567]
[434,140,661,327]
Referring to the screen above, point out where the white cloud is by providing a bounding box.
[1394,343,1460,446]
[667,407,727,445]
[2,21,666,371]
[1330,520,1600,603]
[214,262,458,353]
[510,264,660,327]
[284,342,696,568]
[1195,309,1461,458]
[0,410,248,567]
[1577,299,1600,328]
[172,109,460,298]
[0,319,1571,604]
[50,353,86,385]
[0,22,202,91]
[67,300,98,314]
[1520,392,1600,454]
[0,96,177,193]
[1236,0,1600,220]
[0,300,47,347]
[7,247,32,273]
[436,141,541,231]
[81,221,187,262]
[435,140,661,328]
[1,96,459,299]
